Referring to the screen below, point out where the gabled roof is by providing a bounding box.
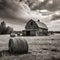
[25,19,48,29]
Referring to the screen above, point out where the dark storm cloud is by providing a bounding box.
[0,0,17,18]
[41,0,60,11]
[23,0,60,11]
[0,0,30,21]
[22,0,49,10]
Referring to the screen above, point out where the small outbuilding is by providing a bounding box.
[22,19,48,36]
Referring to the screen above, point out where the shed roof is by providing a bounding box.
[36,21,48,29]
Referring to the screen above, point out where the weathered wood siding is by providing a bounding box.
[22,30,36,36]
[25,20,38,29]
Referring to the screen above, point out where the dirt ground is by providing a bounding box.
[0,35,60,60]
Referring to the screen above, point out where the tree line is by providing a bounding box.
[0,21,13,34]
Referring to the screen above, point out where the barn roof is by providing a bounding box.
[36,21,48,29]
[25,19,48,29]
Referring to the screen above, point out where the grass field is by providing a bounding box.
[0,35,60,60]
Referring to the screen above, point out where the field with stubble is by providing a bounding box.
[0,35,60,60]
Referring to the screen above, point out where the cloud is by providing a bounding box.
[51,11,60,20]
[21,0,48,9]
[48,20,60,31]
[24,0,60,11]
[0,1,31,21]
[22,0,52,10]
[40,0,60,11]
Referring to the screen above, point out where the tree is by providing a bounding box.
[0,25,2,34]
[6,26,13,34]
[0,21,6,34]
[0,21,13,34]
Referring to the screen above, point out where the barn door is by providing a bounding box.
[26,31,30,36]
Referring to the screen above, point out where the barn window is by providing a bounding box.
[31,22,33,25]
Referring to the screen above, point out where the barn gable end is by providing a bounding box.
[25,19,38,29]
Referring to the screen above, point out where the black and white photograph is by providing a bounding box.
[0,0,60,60]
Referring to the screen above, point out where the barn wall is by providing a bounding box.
[22,30,26,36]
[22,30,36,36]
[22,28,48,36]
[30,30,36,36]
[36,28,48,36]
[36,31,43,36]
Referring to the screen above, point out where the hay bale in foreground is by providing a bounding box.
[9,38,28,54]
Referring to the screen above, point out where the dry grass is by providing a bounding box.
[0,35,60,60]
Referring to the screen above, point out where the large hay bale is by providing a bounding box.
[9,38,28,54]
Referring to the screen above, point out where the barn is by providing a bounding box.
[22,19,48,36]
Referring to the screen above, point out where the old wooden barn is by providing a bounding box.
[22,19,48,36]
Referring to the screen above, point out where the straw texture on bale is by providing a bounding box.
[9,38,28,54]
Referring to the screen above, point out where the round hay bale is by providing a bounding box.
[9,38,28,54]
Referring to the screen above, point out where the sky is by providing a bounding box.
[0,0,60,31]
